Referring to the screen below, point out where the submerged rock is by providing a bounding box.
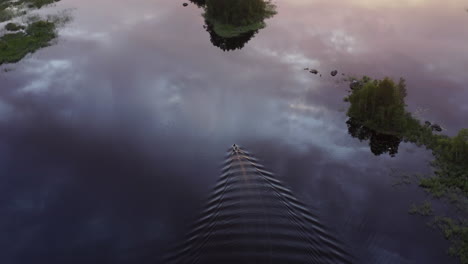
[331,70,338,76]
[350,80,361,90]
[304,67,309,71]
[424,121,432,127]
[310,69,318,74]
[183,3,188,6]
[431,124,442,132]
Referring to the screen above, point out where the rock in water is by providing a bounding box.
[331,70,338,76]
[350,80,361,90]
[183,3,188,6]
[424,121,432,127]
[431,124,442,132]
[310,69,318,74]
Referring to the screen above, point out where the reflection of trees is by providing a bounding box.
[204,0,276,30]
[204,20,258,51]
[345,76,468,189]
[189,0,276,51]
[346,77,408,134]
[344,77,408,157]
[344,76,468,263]
[189,0,206,8]
[346,118,402,157]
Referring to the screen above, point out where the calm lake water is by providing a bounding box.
[1,0,467,263]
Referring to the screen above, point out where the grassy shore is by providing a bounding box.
[0,0,64,65]
[345,76,468,263]
[0,20,56,65]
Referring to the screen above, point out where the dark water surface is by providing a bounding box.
[0,0,467,263]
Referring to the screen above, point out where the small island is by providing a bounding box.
[344,76,468,262]
[190,0,276,51]
[0,0,63,66]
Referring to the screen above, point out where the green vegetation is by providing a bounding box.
[346,77,408,134]
[203,0,276,38]
[0,0,60,22]
[192,0,276,38]
[0,20,56,65]
[0,0,67,66]
[5,22,25,31]
[344,77,411,156]
[1,0,59,10]
[204,0,276,27]
[189,0,206,8]
[408,201,433,216]
[346,117,402,156]
[422,129,468,195]
[431,217,468,264]
[188,0,276,51]
[344,76,468,263]
[0,9,14,22]
[209,20,266,38]
[18,0,60,9]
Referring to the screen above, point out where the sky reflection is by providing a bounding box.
[0,0,467,263]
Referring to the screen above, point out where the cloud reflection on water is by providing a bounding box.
[0,0,467,263]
